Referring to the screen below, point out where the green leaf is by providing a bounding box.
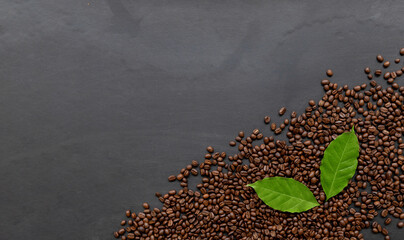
[247,177,319,213]
[320,127,359,200]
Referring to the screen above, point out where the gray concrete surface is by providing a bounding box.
[0,0,403,239]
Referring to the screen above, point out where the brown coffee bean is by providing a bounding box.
[384,72,390,79]
[125,210,131,217]
[206,146,214,153]
[120,220,126,226]
[168,175,176,182]
[278,107,286,116]
[375,69,382,76]
[264,116,271,124]
[142,203,149,209]
[238,131,244,138]
[384,218,392,225]
[367,73,373,79]
[400,47,404,55]
[398,222,404,228]
[326,69,333,76]
[395,58,400,63]
[321,79,330,85]
[383,61,390,68]
[229,141,236,146]
[364,67,371,74]
[377,54,384,62]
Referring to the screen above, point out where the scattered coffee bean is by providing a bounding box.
[377,54,384,62]
[229,141,236,146]
[125,210,131,218]
[326,69,333,77]
[398,222,404,228]
[279,107,286,116]
[375,69,382,76]
[364,67,371,74]
[395,58,400,63]
[168,175,176,182]
[264,116,271,124]
[383,61,390,68]
[400,48,404,55]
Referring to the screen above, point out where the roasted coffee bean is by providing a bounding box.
[264,116,271,124]
[278,107,286,116]
[398,222,404,228]
[395,58,400,63]
[206,146,214,153]
[385,218,392,225]
[168,175,176,182]
[383,61,390,68]
[364,67,371,74]
[400,48,404,55]
[367,73,373,79]
[326,69,333,76]
[377,54,384,62]
[125,210,131,217]
[229,141,236,146]
[142,203,149,209]
[375,69,382,76]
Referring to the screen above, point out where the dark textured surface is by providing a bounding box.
[1,1,403,239]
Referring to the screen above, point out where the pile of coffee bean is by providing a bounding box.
[114,48,404,240]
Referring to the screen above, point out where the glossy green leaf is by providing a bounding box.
[320,127,359,200]
[247,177,319,213]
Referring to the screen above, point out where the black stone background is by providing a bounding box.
[0,1,403,239]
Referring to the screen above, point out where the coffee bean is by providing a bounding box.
[125,210,131,217]
[384,218,392,225]
[120,220,126,226]
[395,58,400,63]
[176,174,184,180]
[279,107,286,116]
[142,203,149,209]
[326,69,333,77]
[375,69,382,76]
[398,222,404,228]
[383,61,390,68]
[206,146,214,153]
[321,79,330,85]
[400,48,404,55]
[168,175,176,182]
[367,74,373,80]
[264,116,271,124]
[364,67,371,74]
[377,54,384,62]
[229,141,236,146]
